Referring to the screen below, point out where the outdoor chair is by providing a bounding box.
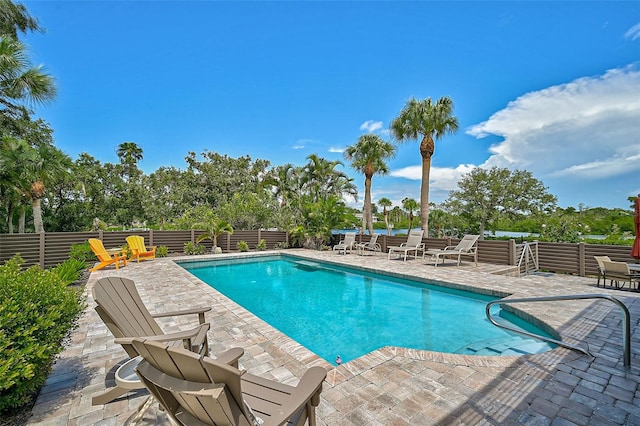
[88,238,127,272]
[425,234,479,267]
[333,232,356,254]
[355,234,381,256]
[91,276,243,406]
[387,230,425,261]
[126,235,157,262]
[600,260,640,291]
[131,338,327,426]
[593,255,611,287]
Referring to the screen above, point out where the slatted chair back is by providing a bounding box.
[93,277,165,357]
[132,339,253,425]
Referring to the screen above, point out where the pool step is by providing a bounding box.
[455,336,554,356]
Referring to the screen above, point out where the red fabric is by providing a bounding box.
[632,196,640,259]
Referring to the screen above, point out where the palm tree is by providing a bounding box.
[344,135,396,235]
[25,143,71,233]
[0,36,56,114]
[301,154,357,202]
[116,141,143,181]
[0,0,41,38]
[378,197,393,236]
[402,197,419,233]
[195,217,234,253]
[390,96,458,234]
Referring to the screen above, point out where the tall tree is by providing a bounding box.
[116,141,143,181]
[378,197,393,236]
[23,142,71,233]
[301,154,357,202]
[446,167,557,238]
[402,197,419,233]
[0,0,41,38]
[0,36,56,115]
[390,96,458,234]
[344,134,396,235]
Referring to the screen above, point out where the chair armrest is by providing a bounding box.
[152,306,212,324]
[114,323,209,347]
[263,366,327,426]
[215,347,244,368]
[443,245,455,251]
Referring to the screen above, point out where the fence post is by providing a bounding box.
[578,242,586,276]
[508,239,516,265]
[39,232,46,268]
[149,229,154,246]
[191,229,195,243]
[98,230,104,241]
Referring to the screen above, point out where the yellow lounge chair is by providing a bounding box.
[126,235,156,262]
[88,238,127,272]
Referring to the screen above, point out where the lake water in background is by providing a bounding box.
[335,229,608,239]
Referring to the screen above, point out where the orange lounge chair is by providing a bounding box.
[126,235,156,262]
[88,238,127,272]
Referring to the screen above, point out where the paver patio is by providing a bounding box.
[27,249,640,425]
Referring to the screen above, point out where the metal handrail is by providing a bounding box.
[486,294,631,367]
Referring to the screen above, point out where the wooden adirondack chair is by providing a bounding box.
[132,338,327,426]
[88,238,127,272]
[126,235,156,262]
[91,276,243,406]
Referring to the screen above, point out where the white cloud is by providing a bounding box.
[329,147,345,153]
[293,138,313,149]
[390,164,476,192]
[625,22,640,40]
[360,120,384,133]
[467,66,640,180]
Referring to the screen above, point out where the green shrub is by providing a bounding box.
[51,258,87,286]
[273,241,289,250]
[0,256,84,413]
[237,240,249,252]
[156,245,169,257]
[256,239,267,251]
[184,241,205,255]
[69,241,93,264]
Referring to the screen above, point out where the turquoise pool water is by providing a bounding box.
[179,255,554,365]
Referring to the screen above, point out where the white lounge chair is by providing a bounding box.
[387,230,425,261]
[355,234,381,256]
[425,234,479,266]
[333,232,356,254]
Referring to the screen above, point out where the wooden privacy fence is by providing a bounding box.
[0,230,288,269]
[0,231,637,275]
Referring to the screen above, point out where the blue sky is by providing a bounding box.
[23,1,640,210]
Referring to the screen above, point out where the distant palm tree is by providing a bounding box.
[402,197,419,233]
[301,154,357,202]
[117,141,143,181]
[390,96,458,234]
[344,135,396,234]
[378,197,393,235]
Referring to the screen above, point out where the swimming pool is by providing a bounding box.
[179,255,554,365]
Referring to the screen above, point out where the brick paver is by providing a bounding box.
[26,250,640,425]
